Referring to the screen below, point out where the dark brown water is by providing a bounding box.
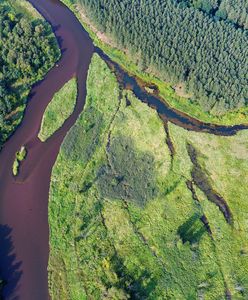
[0,0,248,299]
[0,1,93,299]
[187,144,233,225]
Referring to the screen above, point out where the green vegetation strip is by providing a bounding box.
[12,146,27,176]
[48,54,248,299]
[39,78,77,142]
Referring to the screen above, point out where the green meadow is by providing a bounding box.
[38,78,77,141]
[48,54,248,299]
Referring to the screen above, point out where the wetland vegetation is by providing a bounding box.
[48,54,248,299]
[38,78,77,142]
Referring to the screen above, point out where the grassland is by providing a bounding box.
[38,78,77,142]
[7,0,42,19]
[60,0,248,126]
[48,54,248,299]
[168,124,248,299]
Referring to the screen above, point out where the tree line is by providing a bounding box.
[76,0,247,114]
[0,1,60,147]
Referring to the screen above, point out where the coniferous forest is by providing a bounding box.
[180,0,248,29]
[75,0,248,113]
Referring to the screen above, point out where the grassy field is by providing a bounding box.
[48,54,248,299]
[7,0,42,19]
[168,124,248,299]
[38,78,77,141]
[60,0,248,126]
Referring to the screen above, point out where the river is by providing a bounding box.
[0,0,247,299]
[0,1,93,299]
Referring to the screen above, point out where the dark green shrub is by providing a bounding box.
[97,136,158,206]
[62,107,104,163]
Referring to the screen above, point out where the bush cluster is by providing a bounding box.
[62,107,104,163]
[97,136,158,206]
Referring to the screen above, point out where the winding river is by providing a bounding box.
[0,1,93,299]
[0,0,248,299]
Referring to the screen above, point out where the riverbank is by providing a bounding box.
[60,0,248,126]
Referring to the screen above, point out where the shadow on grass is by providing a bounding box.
[178,213,206,244]
[111,253,157,299]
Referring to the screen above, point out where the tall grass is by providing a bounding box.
[39,78,77,141]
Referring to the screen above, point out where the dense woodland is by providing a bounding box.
[0,1,59,147]
[180,0,248,28]
[75,0,248,113]
[217,0,248,28]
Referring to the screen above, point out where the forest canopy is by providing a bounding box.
[0,1,60,147]
[74,0,247,114]
[179,0,248,29]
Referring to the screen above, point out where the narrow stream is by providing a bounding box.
[96,48,248,136]
[0,1,247,299]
